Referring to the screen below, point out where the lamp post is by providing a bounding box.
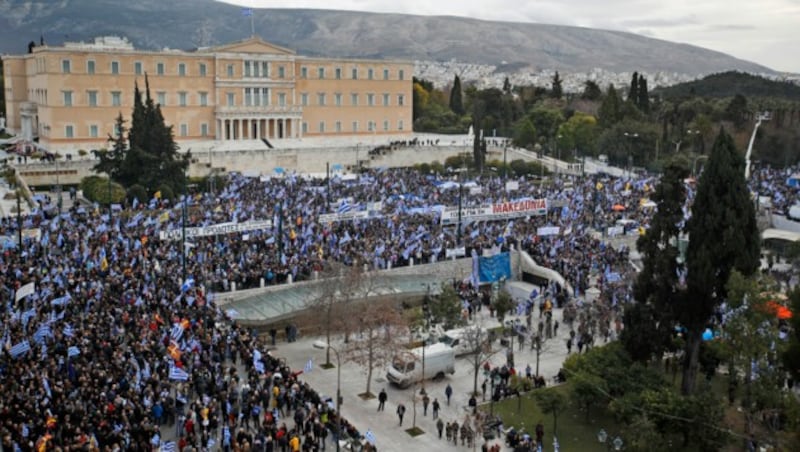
[181,166,188,282]
[313,341,342,452]
[503,144,508,184]
[745,112,770,180]
[623,133,638,177]
[597,429,624,451]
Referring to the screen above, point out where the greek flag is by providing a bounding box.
[337,200,352,214]
[304,358,313,373]
[43,377,52,398]
[33,324,52,344]
[170,323,184,341]
[364,430,376,445]
[254,360,265,374]
[50,294,71,307]
[161,441,177,452]
[169,365,190,381]
[63,324,74,337]
[181,277,195,293]
[10,340,31,358]
[21,423,29,438]
[68,346,81,358]
[242,8,253,17]
[21,308,37,327]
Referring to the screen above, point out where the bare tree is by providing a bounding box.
[305,264,362,367]
[460,319,501,396]
[344,297,408,397]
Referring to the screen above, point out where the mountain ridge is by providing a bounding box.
[0,0,774,75]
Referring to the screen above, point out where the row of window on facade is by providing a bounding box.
[58,89,405,108]
[55,58,405,80]
[299,119,405,134]
[59,122,210,139]
[56,119,404,139]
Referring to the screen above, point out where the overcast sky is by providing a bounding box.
[221,0,800,73]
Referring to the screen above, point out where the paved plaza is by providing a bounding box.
[274,297,577,451]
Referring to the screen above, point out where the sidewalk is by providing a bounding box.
[275,306,575,451]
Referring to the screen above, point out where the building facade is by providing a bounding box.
[2,36,413,151]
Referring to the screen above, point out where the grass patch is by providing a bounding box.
[405,427,425,437]
[320,362,335,370]
[480,384,622,452]
[359,392,376,400]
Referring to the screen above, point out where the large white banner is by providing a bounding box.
[15,282,35,302]
[318,210,370,224]
[159,220,273,241]
[537,226,560,236]
[440,198,548,224]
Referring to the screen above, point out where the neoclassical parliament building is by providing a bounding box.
[2,36,413,151]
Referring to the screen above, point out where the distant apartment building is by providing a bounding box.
[2,36,413,151]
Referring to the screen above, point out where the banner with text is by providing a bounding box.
[440,198,548,225]
[159,220,273,241]
[318,210,370,224]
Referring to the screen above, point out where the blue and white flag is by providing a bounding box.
[43,376,52,398]
[241,8,253,17]
[63,324,74,337]
[170,323,184,341]
[68,346,81,358]
[337,200,352,214]
[33,324,51,344]
[50,294,71,307]
[181,277,195,293]
[161,441,177,452]
[364,430,376,445]
[254,360,265,374]
[304,358,313,373]
[169,365,190,381]
[10,340,31,358]
[21,308,37,327]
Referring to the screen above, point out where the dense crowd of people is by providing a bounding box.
[1,158,796,451]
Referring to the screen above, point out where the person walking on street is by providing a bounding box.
[422,393,430,416]
[432,398,440,419]
[396,403,406,426]
[437,418,444,439]
[378,389,387,411]
[445,384,453,406]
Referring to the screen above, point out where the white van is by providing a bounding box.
[386,343,456,389]
[438,326,487,356]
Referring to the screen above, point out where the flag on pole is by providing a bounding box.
[161,441,177,452]
[241,8,253,16]
[304,358,313,373]
[364,430,376,445]
[67,346,81,358]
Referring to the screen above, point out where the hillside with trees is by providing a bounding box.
[654,71,800,100]
[413,71,800,171]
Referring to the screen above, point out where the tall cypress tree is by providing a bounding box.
[449,75,464,115]
[679,128,760,394]
[622,160,689,362]
[551,71,563,99]
[637,74,650,113]
[628,71,639,105]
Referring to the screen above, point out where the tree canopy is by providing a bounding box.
[94,75,190,197]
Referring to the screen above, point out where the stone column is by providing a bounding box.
[238,119,244,140]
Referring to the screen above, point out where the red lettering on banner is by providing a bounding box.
[491,199,546,214]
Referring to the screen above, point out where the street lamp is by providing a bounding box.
[313,340,342,452]
[597,429,624,451]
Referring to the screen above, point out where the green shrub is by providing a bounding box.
[127,184,147,205]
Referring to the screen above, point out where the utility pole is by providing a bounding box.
[182,167,187,282]
[16,189,22,251]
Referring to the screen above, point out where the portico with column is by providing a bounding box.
[216,114,302,141]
